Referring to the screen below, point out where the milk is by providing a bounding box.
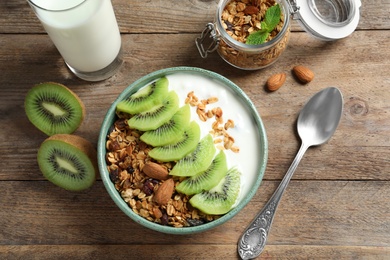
[165,73,264,205]
[30,0,121,72]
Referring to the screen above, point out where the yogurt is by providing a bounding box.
[164,73,263,205]
[30,0,121,72]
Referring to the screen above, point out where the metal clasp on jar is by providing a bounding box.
[288,0,300,16]
[196,23,220,58]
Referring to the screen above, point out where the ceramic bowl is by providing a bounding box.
[97,67,267,234]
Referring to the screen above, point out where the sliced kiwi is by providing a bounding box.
[116,77,169,114]
[176,150,228,195]
[140,104,191,146]
[127,90,179,131]
[148,121,200,162]
[169,134,216,177]
[37,134,97,191]
[189,167,241,215]
[24,82,85,136]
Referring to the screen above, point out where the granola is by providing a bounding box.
[185,91,239,153]
[106,91,238,227]
[218,0,290,69]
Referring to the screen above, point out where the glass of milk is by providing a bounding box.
[27,0,122,81]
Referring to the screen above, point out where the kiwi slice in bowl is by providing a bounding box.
[169,134,216,177]
[24,82,85,136]
[140,104,191,146]
[176,150,228,195]
[148,121,201,162]
[116,77,169,115]
[189,167,241,215]
[127,90,179,131]
[37,134,97,191]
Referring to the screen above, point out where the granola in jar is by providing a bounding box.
[196,0,291,70]
[217,0,290,69]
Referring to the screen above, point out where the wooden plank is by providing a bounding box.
[1,1,388,259]
[1,245,389,259]
[0,0,389,34]
[1,31,389,181]
[0,181,388,246]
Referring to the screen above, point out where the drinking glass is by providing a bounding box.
[27,0,123,81]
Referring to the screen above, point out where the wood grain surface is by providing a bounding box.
[1,0,389,259]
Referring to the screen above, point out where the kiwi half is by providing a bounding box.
[189,167,241,215]
[116,77,169,114]
[24,82,85,136]
[169,134,216,177]
[37,134,97,191]
[176,150,228,195]
[140,104,191,146]
[127,90,179,131]
[148,121,201,162]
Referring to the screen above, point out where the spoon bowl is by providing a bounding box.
[238,87,343,259]
[298,87,343,146]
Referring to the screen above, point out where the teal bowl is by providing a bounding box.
[97,67,268,234]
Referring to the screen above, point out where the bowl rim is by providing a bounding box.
[97,66,268,234]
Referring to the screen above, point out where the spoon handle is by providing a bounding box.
[238,143,309,260]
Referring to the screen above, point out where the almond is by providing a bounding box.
[292,65,314,84]
[244,6,259,15]
[153,178,175,205]
[266,72,286,91]
[143,161,169,180]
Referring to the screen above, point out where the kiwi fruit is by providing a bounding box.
[169,134,216,177]
[148,121,201,162]
[176,150,228,195]
[24,82,85,136]
[189,167,241,215]
[116,77,169,114]
[127,90,179,131]
[37,134,97,191]
[140,104,191,146]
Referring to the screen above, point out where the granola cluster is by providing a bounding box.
[218,0,290,69]
[185,91,239,153]
[106,91,239,227]
[106,118,219,227]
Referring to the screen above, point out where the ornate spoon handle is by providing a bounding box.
[238,143,309,259]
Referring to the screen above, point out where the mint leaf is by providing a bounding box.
[246,31,269,45]
[265,4,281,30]
[246,4,281,45]
[259,21,269,33]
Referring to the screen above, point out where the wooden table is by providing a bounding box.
[1,0,389,259]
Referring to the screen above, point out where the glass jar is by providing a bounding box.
[196,0,361,70]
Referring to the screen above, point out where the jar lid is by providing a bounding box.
[291,0,361,40]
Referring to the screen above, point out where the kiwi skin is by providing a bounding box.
[24,82,85,136]
[37,134,97,191]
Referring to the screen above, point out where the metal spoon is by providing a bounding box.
[238,87,343,259]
